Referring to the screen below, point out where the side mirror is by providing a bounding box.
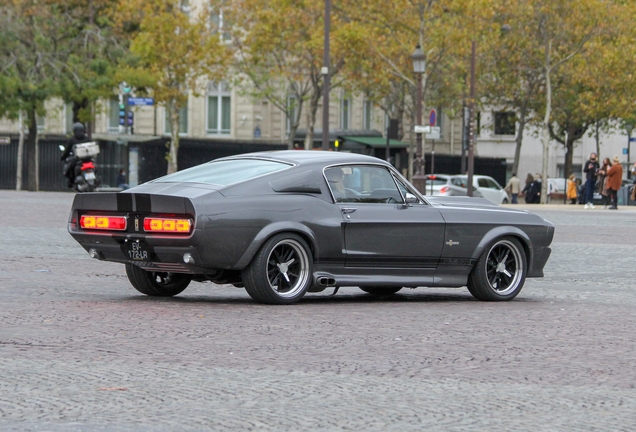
[405,193,418,204]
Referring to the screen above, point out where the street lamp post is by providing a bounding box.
[321,0,331,151]
[627,123,634,180]
[466,41,476,197]
[411,45,426,193]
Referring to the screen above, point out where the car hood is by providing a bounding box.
[426,196,499,208]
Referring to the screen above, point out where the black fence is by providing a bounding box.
[424,153,508,187]
[0,135,287,191]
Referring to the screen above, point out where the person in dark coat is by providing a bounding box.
[522,173,541,203]
[583,152,600,209]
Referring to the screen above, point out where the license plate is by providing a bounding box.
[124,240,151,261]
[84,172,96,181]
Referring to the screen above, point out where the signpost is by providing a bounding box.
[425,126,440,140]
[128,97,155,106]
[429,109,437,127]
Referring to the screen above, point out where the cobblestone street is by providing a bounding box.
[1,190,635,431]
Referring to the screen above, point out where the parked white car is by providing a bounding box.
[424,174,510,204]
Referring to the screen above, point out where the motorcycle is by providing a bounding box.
[60,141,101,193]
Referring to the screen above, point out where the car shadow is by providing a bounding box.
[123,288,538,305]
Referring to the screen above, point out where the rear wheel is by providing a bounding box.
[125,264,191,297]
[467,237,526,301]
[242,233,312,305]
[359,287,402,296]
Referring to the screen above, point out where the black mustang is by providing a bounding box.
[68,151,554,304]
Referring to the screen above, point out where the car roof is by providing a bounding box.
[218,150,387,167]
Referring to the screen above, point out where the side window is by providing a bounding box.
[486,178,500,189]
[478,178,489,188]
[324,165,404,204]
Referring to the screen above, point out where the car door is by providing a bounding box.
[476,177,505,204]
[325,165,445,275]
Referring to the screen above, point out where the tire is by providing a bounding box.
[467,236,526,301]
[242,233,312,305]
[125,264,191,297]
[359,287,402,296]
[502,198,509,204]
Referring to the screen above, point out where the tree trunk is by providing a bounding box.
[540,70,552,203]
[304,87,321,150]
[286,95,303,149]
[167,100,180,174]
[25,106,39,192]
[512,103,528,176]
[16,111,24,191]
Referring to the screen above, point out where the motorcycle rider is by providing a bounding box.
[61,122,90,188]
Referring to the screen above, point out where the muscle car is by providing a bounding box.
[67,151,554,304]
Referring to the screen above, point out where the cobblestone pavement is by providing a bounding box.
[1,191,636,431]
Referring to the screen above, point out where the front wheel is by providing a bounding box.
[242,233,313,305]
[125,264,191,297]
[467,237,526,301]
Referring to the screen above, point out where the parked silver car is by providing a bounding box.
[424,174,510,204]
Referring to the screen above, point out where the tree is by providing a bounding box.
[0,1,73,191]
[227,0,367,150]
[113,0,229,174]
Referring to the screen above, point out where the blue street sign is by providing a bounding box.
[623,147,628,154]
[128,97,155,106]
[629,137,636,142]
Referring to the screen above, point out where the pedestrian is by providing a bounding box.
[546,177,554,203]
[523,173,542,204]
[597,157,611,208]
[116,169,130,190]
[566,174,578,204]
[505,172,521,204]
[522,173,534,203]
[583,152,600,209]
[606,156,623,209]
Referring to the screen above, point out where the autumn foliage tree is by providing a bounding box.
[113,0,229,174]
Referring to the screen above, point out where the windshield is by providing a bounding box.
[153,159,291,186]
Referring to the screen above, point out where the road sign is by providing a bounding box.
[128,97,155,106]
[630,137,636,142]
[426,126,441,140]
[119,81,132,94]
[429,109,437,127]
[413,125,431,134]
[623,147,628,155]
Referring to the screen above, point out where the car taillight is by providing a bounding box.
[80,215,127,231]
[143,217,192,233]
[440,186,450,194]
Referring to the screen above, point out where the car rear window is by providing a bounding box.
[154,159,291,186]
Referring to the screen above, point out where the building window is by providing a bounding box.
[209,6,231,41]
[286,95,298,135]
[108,98,120,133]
[207,82,231,135]
[340,96,351,129]
[165,102,188,135]
[494,111,516,135]
[180,0,191,16]
[36,115,45,132]
[363,100,373,130]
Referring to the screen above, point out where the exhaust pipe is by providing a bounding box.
[316,276,336,287]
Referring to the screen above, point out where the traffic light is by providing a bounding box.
[127,111,134,126]
[118,102,126,125]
